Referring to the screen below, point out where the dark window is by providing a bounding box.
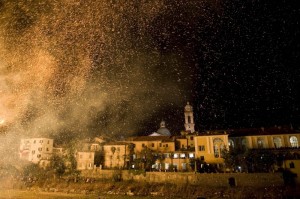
[200,156,205,161]
[290,162,295,168]
[199,145,205,151]
[159,143,162,147]
[166,144,168,147]
[151,143,155,147]
[190,137,194,141]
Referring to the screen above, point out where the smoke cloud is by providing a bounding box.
[0,0,190,147]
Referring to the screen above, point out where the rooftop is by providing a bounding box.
[229,126,300,137]
[126,136,174,142]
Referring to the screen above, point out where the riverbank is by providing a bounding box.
[0,189,165,199]
[0,176,293,199]
[1,170,300,199]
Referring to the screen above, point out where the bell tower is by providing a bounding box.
[184,102,195,133]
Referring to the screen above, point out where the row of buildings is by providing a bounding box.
[19,102,300,173]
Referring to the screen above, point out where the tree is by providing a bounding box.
[94,151,104,167]
[222,146,247,172]
[64,139,78,174]
[110,146,116,168]
[245,149,277,172]
[142,147,157,171]
[22,163,45,179]
[133,147,157,171]
[190,158,203,172]
[49,154,66,177]
[127,143,135,169]
[222,147,278,173]
[111,146,116,154]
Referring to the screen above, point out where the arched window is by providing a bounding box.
[213,138,224,158]
[188,116,191,123]
[241,138,247,148]
[257,138,264,148]
[290,136,298,148]
[214,145,219,158]
[273,137,282,148]
[228,139,234,149]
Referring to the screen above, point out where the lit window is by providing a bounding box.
[165,163,170,170]
[180,153,186,158]
[173,153,179,158]
[290,136,298,147]
[189,153,194,158]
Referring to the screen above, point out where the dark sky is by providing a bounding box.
[0,0,299,140]
[140,0,300,135]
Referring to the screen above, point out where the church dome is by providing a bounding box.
[156,120,171,136]
[157,127,171,136]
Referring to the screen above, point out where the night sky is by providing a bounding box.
[0,0,299,141]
